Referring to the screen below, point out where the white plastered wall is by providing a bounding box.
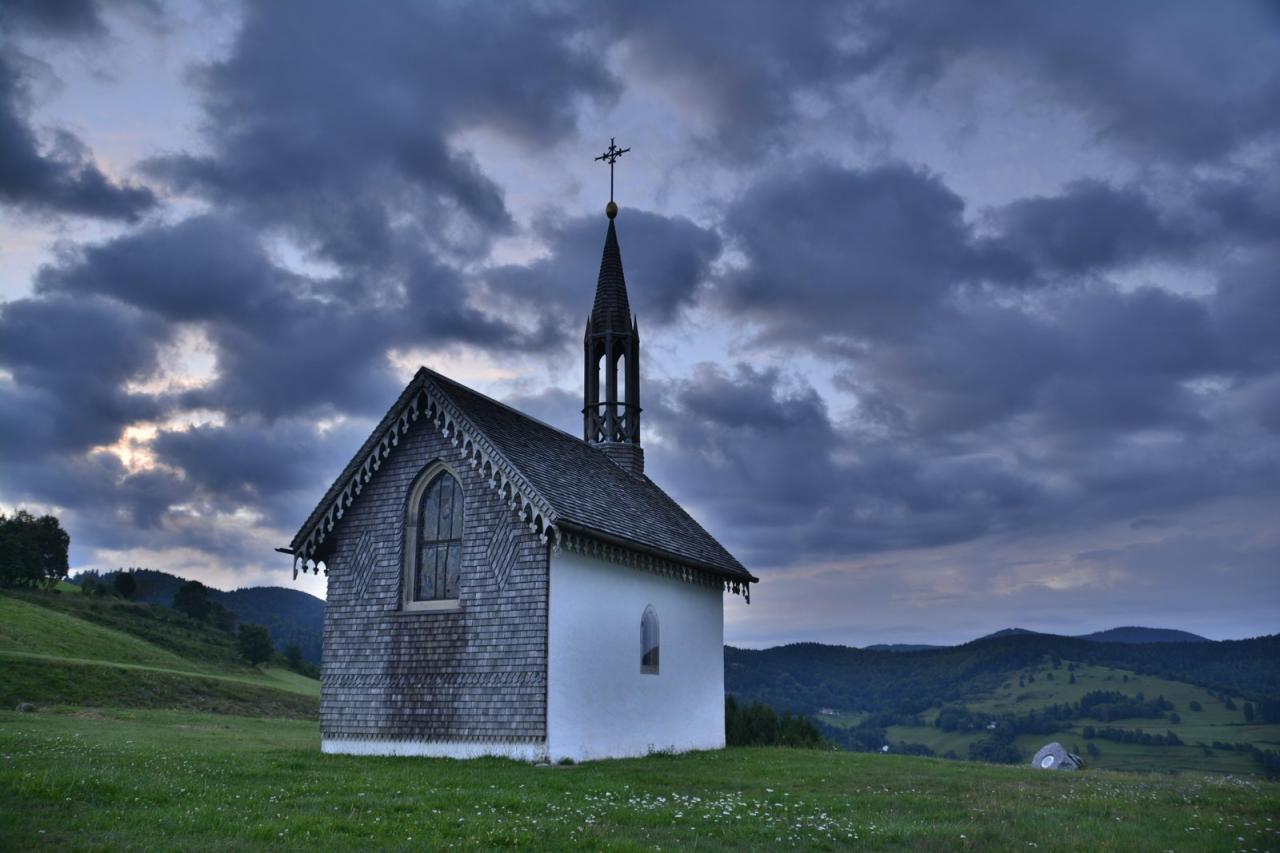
[322,739,546,761]
[546,548,726,762]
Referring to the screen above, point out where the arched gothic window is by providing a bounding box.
[641,605,659,674]
[404,465,463,609]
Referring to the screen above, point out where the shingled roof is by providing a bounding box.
[287,367,755,591]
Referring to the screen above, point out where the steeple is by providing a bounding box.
[583,202,643,476]
[590,218,632,336]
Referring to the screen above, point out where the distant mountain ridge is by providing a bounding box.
[74,569,324,663]
[727,631,1279,718]
[1075,626,1209,644]
[868,626,1211,651]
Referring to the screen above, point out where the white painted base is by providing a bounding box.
[322,738,548,761]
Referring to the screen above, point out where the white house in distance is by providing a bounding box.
[284,196,757,762]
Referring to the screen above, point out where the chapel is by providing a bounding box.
[285,189,756,762]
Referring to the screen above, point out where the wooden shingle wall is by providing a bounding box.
[320,415,548,744]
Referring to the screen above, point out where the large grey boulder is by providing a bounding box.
[1032,741,1083,770]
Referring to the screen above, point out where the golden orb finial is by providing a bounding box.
[606,200,618,219]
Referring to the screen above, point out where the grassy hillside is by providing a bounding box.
[0,591,318,718]
[82,569,325,662]
[1,708,1276,850]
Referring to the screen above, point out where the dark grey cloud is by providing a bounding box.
[0,51,156,221]
[0,292,171,453]
[715,161,1023,343]
[992,180,1193,275]
[657,161,1279,570]
[592,2,870,155]
[851,0,1280,164]
[642,364,1046,566]
[144,2,618,265]
[0,0,105,39]
[589,1,1280,168]
[32,214,564,422]
[1196,167,1280,250]
[149,415,371,528]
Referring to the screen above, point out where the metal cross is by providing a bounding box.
[594,137,630,202]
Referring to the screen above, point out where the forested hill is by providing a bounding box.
[1077,626,1209,644]
[76,569,324,663]
[725,632,1280,715]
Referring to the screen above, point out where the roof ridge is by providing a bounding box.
[417,366,586,444]
[287,366,755,590]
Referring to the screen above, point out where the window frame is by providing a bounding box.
[402,461,465,612]
[641,604,659,675]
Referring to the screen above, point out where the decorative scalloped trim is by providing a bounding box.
[293,377,559,578]
[323,672,546,688]
[322,733,545,744]
[560,530,751,602]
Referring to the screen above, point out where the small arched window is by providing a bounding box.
[404,466,464,609]
[641,605,659,674]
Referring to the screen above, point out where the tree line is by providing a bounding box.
[724,696,827,748]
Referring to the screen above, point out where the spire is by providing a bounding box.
[590,218,633,336]
[583,199,643,475]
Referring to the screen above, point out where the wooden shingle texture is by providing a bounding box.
[320,414,548,744]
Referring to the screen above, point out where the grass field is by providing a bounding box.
[827,660,1280,778]
[0,592,318,718]
[1,708,1277,850]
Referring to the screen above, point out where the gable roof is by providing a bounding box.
[287,367,755,592]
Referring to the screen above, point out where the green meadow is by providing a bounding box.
[2,588,1277,849]
[2,708,1278,851]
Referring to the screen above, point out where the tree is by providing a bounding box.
[0,510,70,589]
[172,580,210,620]
[236,624,274,667]
[1223,696,1237,711]
[208,602,238,633]
[1086,742,1100,758]
[283,643,304,671]
[1189,700,1203,712]
[1244,702,1255,722]
[1169,712,1181,724]
[113,570,137,599]
[1069,672,1077,684]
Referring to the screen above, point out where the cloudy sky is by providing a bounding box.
[2,0,1278,647]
